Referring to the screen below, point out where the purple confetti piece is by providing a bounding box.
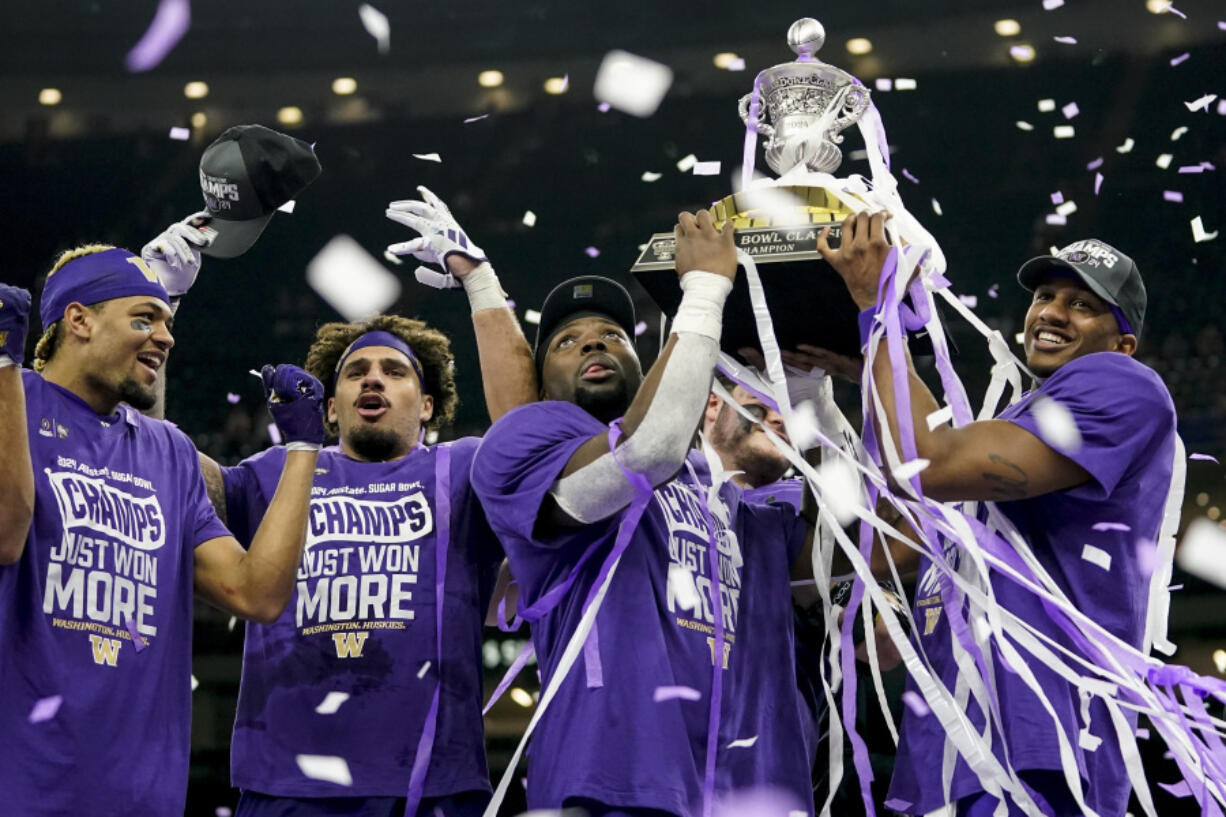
[1094,173,1104,195]
[267,422,283,445]
[958,294,978,308]
[1092,521,1131,532]
[1062,101,1079,119]
[28,695,63,724]
[987,283,999,298]
[462,114,489,124]
[653,685,702,702]
[584,246,601,258]
[1168,583,1183,591]
[1190,452,1220,463]
[885,798,913,812]
[1051,191,1065,205]
[1164,190,1184,202]
[901,168,920,184]
[634,321,648,337]
[125,0,191,72]
[505,299,516,310]
[1166,5,1186,19]
[597,102,611,113]
[928,271,952,290]
[902,690,930,716]
[1086,156,1104,170]
[1009,45,1032,60]
[1159,780,1193,798]
[226,392,240,404]
[124,618,148,653]
[169,126,191,141]
[1220,21,1226,30]
[1178,165,1207,174]
[1170,53,1190,66]
[216,809,233,817]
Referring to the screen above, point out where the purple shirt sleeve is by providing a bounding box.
[1002,352,1175,500]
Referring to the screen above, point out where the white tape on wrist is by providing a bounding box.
[461,262,509,314]
[671,270,732,341]
[284,441,321,452]
[0,354,16,369]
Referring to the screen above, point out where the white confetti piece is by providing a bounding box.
[1045,214,1067,226]
[315,692,350,714]
[1015,332,1026,344]
[726,735,759,749]
[417,661,431,679]
[676,154,697,172]
[463,114,489,124]
[1042,0,1064,8]
[191,675,199,691]
[926,405,954,431]
[307,234,401,322]
[693,161,721,176]
[727,57,745,71]
[653,685,702,702]
[357,4,390,53]
[1009,46,1033,61]
[1115,138,1135,153]
[1078,729,1103,751]
[817,457,862,526]
[277,200,296,214]
[1094,173,1104,195]
[931,198,943,216]
[1192,216,1218,243]
[1174,518,1226,588]
[522,210,537,227]
[1033,396,1081,452]
[1053,36,1077,44]
[668,563,701,613]
[1037,99,1056,112]
[169,126,191,141]
[524,309,542,325]
[1185,94,1217,113]
[28,695,63,723]
[1156,154,1173,169]
[1092,521,1130,532]
[1081,544,1112,571]
[228,616,237,631]
[1170,53,1190,67]
[412,153,441,163]
[382,250,403,265]
[894,78,917,91]
[875,78,893,92]
[1055,200,1077,217]
[1061,102,1079,119]
[267,423,282,445]
[902,690,930,716]
[593,50,674,118]
[1016,121,1035,131]
[296,754,353,786]
[1053,125,1075,139]
[641,171,662,182]
[893,459,931,482]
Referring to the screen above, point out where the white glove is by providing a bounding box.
[384,186,487,290]
[141,213,214,299]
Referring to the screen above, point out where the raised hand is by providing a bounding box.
[141,214,215,299]
[260,364,326,447]
[817,211,893,311]
[674,210,737,282]
[0,283,33,365]
[385,186,487,289]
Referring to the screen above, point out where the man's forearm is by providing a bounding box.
[472,307,537,422]
[0,366,34,563]
[239,449,318,621]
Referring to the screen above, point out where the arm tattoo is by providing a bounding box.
[199,454,228,524]
[982,452,1028,500]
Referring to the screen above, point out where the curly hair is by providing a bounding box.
[32,244,115,373]
[304,313,458,436]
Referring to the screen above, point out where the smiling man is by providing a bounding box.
[810,217,1178,817]
[0,242,321,817]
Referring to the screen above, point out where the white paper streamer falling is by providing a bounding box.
[593,50,673,118]
[417,661,431,679]
[1175,518,1226,588]
[1184,94,1217,113]
[306,235,401,321]
[296,754,353,786]
[358,4,390,53]
[1081,544,1113,571]
[1191,216,1219,243]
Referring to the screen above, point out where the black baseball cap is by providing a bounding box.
[198,124,321,259]
[1016,238,1146,339]
[534,275,637,371]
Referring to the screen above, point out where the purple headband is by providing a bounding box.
[40,248,170,329]
[333,330,425,388]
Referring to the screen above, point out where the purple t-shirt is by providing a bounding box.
[471,401,811,816]
[223,438,501,798]
[889,352,1177,816]
[0,370,230,817]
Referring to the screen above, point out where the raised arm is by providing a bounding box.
[193,365,322,622]
[817,212,1088,503]
[0,284,35,564]
[386,187,537,422]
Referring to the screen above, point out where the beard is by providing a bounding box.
[574,379,634,424]
[116,377,157,411]
[346,425,407,462]
[709,406,789,488]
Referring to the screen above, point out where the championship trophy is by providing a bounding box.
[631,17,873,359]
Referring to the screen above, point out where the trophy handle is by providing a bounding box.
[830,84,872,132]
[738,93,775,139]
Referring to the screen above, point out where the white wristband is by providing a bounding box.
[461,262,509,314]
[0,354,16,369]
[670,270,732,342]
[285,441,321,453]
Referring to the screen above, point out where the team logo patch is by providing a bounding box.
[1064,250,1089,263]
[572,284,594,299]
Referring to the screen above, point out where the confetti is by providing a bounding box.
[463,114,490,124]
[895,78,917,91]
[875,78,893,92]
[988,284,999,298]
[169,127,191,141]
[893,459,931,481]
[1092,522,1130,532]
[28,695,62,724]
[228,616,237,631]
[296,754,353,786]
[817,457,861,526]
[358,4,390,53]
[1185,94,1217,113]
[1061,102,1079,119]
[901,691,930,716]
[1159,781,1194,798]
[726,735,759,749]
[1055,200,1077,217]
[1053,36,1077,44]
[191,675,199,691]
[307,235,401,321]
[1045,214,1067,226]
[1163,191,1184,203]
[524,309,542,325]
[1009,46,1033,61]
[1170,53,1190,67]
[641,171,662,182]
[1192,216,1219,243]
[901,168,920,183]
[1042,0,1064,8]
[1037,99,1056,112]
[522,210,537,227]
[1051,191,1065,205]
[597,102,611,113]
[315,692,350,714]
[124,617,148,652]
[634,321,648,337]
[1177,164,1205,173]
[653,685,702,702]
[1016,121,1035,131]
[667,563,701,613]
[1094,173,1104,195]
[931,198,943,216]
[382,250,403,265]
[1156,154,1173,169]
[277,200,296,214]
[1053,125,1075,139]
[417,661,431,679]
[584,246,601,258]
[1220,100,1226,115]
[125,0,190,72]
[1189,453,1219,463]
[1136,728,1151,740]
[726,57,746,71]
[958,294,978,308]
[1033,396,1081,452]
[412,153,442,163]
[1115,138,1135,154]
[676,154,697,172]
[1086,156,1103,170]
[267,423,282,445]
[593,50,674,118]
[1081,544,1112,571]
[693,161,721,176]
[1175,518,1226,588]
[226,392,240,404]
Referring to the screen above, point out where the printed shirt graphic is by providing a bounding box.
[889,353,1177,816]
[472,402,810,817]
[223,438,501,798]
[0,370,229,817]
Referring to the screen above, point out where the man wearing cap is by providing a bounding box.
[472,211,816,817]
[199,188,536,817]
[805,213,1178,817]
[0,242,325,816]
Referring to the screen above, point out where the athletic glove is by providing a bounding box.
[141,213,214,299]
[0,283,33,366]
[260,364,326,448]
[385,186,487,290]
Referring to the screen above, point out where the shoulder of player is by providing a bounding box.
[481,400,604,449]
[1047,351,1170,402]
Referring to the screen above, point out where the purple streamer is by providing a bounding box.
[741,73,765,191]
[124,617,147,652]
[125,0,191,73]
[1189,453,1219,463]
[654,685,703,702]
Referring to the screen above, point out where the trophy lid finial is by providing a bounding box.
[787,18,826,59]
